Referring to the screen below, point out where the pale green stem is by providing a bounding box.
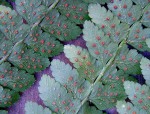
[31,0,60,30]
[0,39,24,64]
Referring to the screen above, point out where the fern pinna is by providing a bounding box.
[25,0,150,114]
[0,0,96,112]
[117,42,150,114]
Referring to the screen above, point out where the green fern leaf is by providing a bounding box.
[101,66,127,85]
[0,7,35,108]
[89,82,126,110]
[25,101,100,114]
[142,4,150,27]
[24,1,150,114]
[42,0,55,7]
[88,4,119,28]
[0,11,30,42]
[88,5,129,43]
[0,5,11,16]
[146,39,150,48]
[115,46,142,75]
[57,0,89,24]
[51,59,91,100]
[8,43,50,74]
[25,101,52,114]
[83,21,117,63]
[25,27,63,57]
[140,57,150,86]
[15,0,47,25]
[132,0,150,8]
[82,0,110,4]
[0,0,95,110]
[0,32,13,58]
[116,101,147,114]
[38,74,81,114]
[124,81,150,113]
[41,9,81,41]
[0,62,34,91]
[108,0,142,25]
[0,86,19,107]
[84,13,142,76]
[64,45,100,82]
[83,21,121,65]
[0,110,8,114]
[116,57,150,113]
[64,45,127,110]
[127,22,150,52]
[78,102,103,114]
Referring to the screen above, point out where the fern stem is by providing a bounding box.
[94,40,126,84]
[31,0,60,31]
[0,39,24,64]
[48,0,60,12]
[76,39,126,114]
[0,54,10,65]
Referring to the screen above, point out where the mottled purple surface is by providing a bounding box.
[106,108,118,114]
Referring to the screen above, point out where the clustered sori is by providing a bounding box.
[0,0,150,114]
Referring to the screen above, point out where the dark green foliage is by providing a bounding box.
[8,43,50,73]
[89,81,126,110]
[0,0,91,110]
[41,9,81,41]
[141,57,150,86]
[39,74,81,114]
[64,45,100,83]
[15,0,47,25]
[82,0,110,4]
[50,59,91,100]
[117,100,147,114]
[0,86,19,107]
[0,7,35,108]
[115,46,142,75]
[117,81,150,114]
[142,4,150,27]
[78,103,103,114]
[25,102,52,114]
[0,62,34,92]
[57,0,89,24]
[25,27,63,57]
[0,0,12,8]
[116,52,150,114]
[108,0,142,25]
[127,22,150,52]
[25,0,150,114]
[0,110,8,114]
